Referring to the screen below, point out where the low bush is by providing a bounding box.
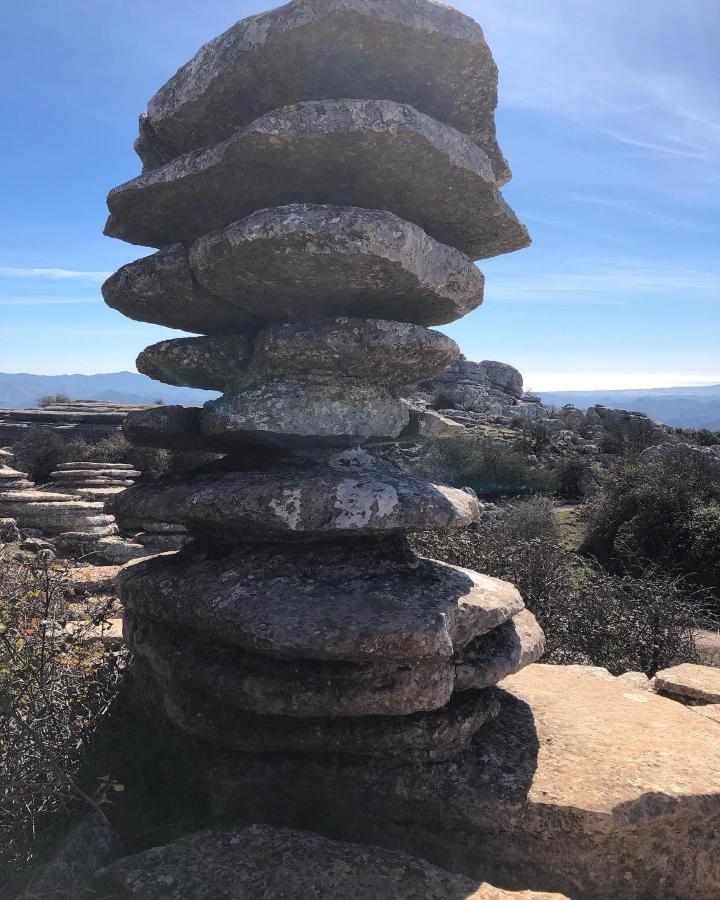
[581,449,720,597]
[411,498,712,675]
[0,549,126,875]
[36,393,70,408]
[416,433,557,496]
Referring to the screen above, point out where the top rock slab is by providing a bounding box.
[136,0,510,184]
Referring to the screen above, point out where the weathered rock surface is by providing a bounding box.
[105,100,530,259]
[55,461,137,471]
[135,0,510,181]
[455,610,545,689]
[136,335,251,391]
[201,665,720,899]
[252,316,459,384]
[202,377,409,448]
[189,205,485,326]
[0,464,33,491]
[107,460,480,540]
[653,662,720,704]
[0,493,117,537]
[95,825,568,899]
[118,543,524,661]
[137,653,499,760]
[102,244,260,335]
[128,615,457,717]
[122,405,232,452]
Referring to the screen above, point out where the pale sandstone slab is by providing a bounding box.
[201,377,410,448]
[118,544,524,661]
[102,244,260,335]
[127,614,456,717]
[105,100,530,259]
[107,462,480,540]
[252,316,459,384]
[188,205,485,326]
[136,653,499,761]
[455,610,545,689]
[136,335,250,391]
[96,825,568,899]
[136,0,510,182]
[200,665,720,899]
[653,662,720,703]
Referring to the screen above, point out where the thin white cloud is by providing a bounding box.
[0,267,110,281]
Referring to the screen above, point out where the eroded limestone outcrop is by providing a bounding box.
[104,0,540,769]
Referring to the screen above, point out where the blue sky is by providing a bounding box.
[1,0,718,390]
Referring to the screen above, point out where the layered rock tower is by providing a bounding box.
[104,0,543,765]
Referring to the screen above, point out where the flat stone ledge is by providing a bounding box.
[136,335,250,391]
[198,664,720,899]
[106,100,530,259]
[96,825,568,899]
[136,0,510,182]
[107,461,480,540]
[118,543,524,662]
[652,662,720,704]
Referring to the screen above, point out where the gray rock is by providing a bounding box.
[0,517,21,543]
[105,100,530,259]
[128,614,456,717]
[55,461,137,471]
[188,205,485,327]
[123,405,228,451]
[136,335,250,391]
[118,543,524,662]
[0,494,117,537]
[252,316,459,384]
[202,377,410,449]
[53,533,149,565]
[23,812,121,900]
[136,652,499,760]
[107,457,480,540]
[94,826,550,900]
[136,0,510,182]
[457,610,545,689]
[102,243,260,335]
[135,531,192,553]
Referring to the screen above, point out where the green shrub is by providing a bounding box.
[411,499,711,675]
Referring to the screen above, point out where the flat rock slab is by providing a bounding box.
[102,244,261,335]
[51,469,140,480]
[96,825,567,899]
[136,653,499,761]
[186,205,485,327]
[252,316,459,384]
[200,664,720,899]
[653,662,720,703]
[202,377,410,448]
[106,100,530,259]
[456,609,545,689]
[136,335,250,391]
[118,543,524,661]
[107,463,480,540]
[128,614,457,718]
[136,0,510,182]
[56,461,137,471]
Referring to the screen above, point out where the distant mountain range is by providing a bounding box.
[540,384,720,430]
[1,372,718,431]
[0,372,217,409]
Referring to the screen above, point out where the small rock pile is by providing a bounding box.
[103,0,543,767]
[44,461,140,502]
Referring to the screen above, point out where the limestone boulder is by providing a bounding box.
[201,377,410,448]
[202,665,720,899]
[95,825,568,899]
[135,0,510,181]
[102,244,260,335]
[118,543,525,661]
[455,610,545,689]
[652,662,720,703]
[189,205,485,327]
[122,405,233,452]
[107,461,481,540]
[136,653,500,761]
[136,335,250,391]
[105,100,530,259]
[252,317,459,384]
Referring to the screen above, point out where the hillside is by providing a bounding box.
[0,371,217,409]
[539,384,720,430]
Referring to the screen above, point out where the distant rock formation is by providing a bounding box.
[0,399,151,445]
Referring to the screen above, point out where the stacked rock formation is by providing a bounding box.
[103,0,543,765]
[45,461,140,502]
